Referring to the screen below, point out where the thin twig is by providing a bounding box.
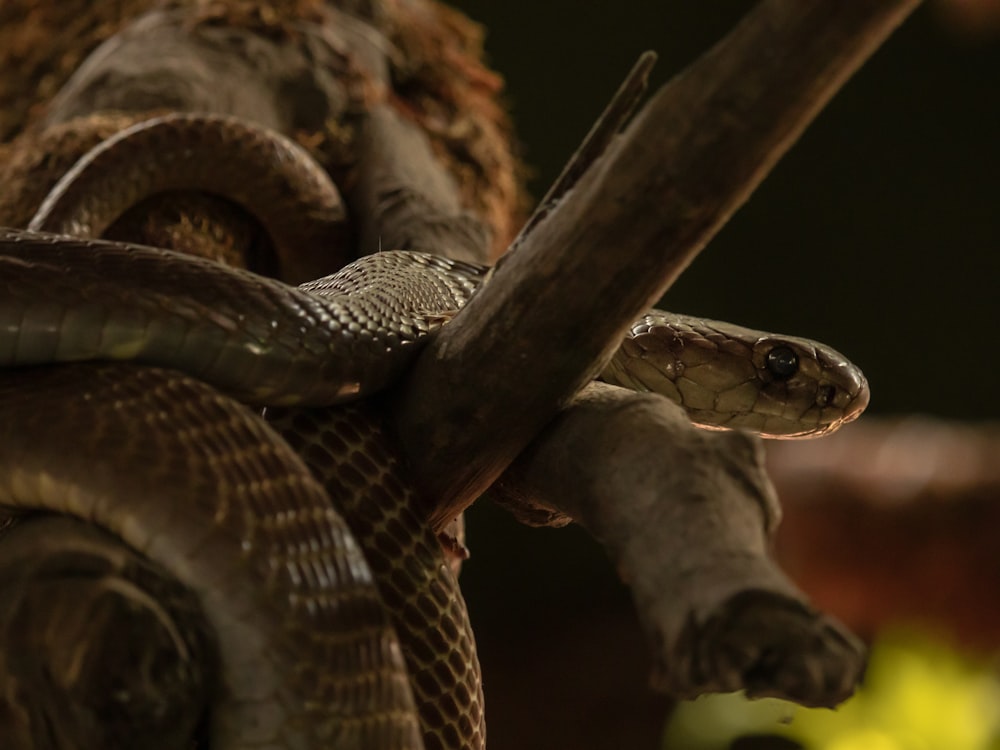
[511,50,657,247]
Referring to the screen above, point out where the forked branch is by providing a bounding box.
[393,0,922,525]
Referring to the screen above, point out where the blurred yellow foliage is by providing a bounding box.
[663,628,1000,750]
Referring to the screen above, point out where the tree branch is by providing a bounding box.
[491,384,866,707]
[393,0,922,527]
[354,104,493,264]
[511,50,657,245]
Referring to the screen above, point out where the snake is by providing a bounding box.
[0,113,869,748]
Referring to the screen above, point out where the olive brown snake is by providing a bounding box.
[0,114,869,748]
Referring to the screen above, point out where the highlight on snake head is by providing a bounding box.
[601,312,871,439]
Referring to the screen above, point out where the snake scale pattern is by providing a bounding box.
[0,113,869,749]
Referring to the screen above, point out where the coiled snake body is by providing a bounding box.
[0,115,869,749]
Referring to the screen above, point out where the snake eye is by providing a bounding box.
[765,345,799,380]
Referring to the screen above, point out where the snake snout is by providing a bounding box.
[811,356,870,436]
[836,365,870,421]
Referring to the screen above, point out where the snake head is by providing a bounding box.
[603,312,870,439]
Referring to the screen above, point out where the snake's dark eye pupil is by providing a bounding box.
[766,346,799,380]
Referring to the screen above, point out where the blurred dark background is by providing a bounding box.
[448,2,1000,749]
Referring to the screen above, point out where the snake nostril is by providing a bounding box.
[816,384,837,408]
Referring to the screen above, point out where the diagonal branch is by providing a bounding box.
[394,0,922,527]
[511,50,658,246]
